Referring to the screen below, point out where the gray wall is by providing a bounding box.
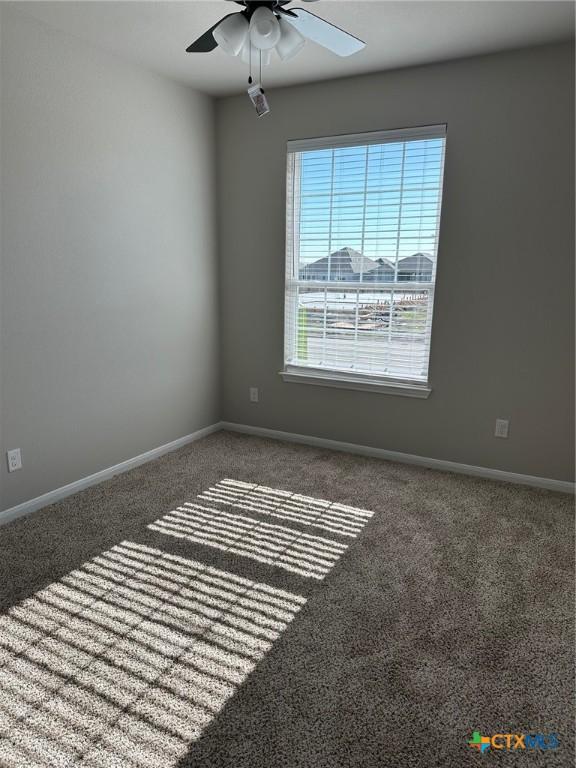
[0,6,219,511]
[217,42,575,482]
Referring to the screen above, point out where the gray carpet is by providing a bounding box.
[0,430,573,767]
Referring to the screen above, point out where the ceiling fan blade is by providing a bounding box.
[282,8,365,57]
[186,14,234,52]
[277,6,298,17]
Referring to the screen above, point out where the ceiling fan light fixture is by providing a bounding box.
[249,6,281,51]
[212,12,249,56]
[276,18,306,61]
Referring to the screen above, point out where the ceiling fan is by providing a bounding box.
[185,1,366,63]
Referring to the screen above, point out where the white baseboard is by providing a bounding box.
[3,419,571,528]
[220,422,575,494]
[0,422,223,527]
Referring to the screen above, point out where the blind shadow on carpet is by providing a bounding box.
[0,478,373,767]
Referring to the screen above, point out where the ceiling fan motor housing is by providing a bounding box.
[234,1,296,20]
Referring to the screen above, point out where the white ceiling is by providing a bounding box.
[15,1,575,95]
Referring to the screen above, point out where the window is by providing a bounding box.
[282,125,446,397]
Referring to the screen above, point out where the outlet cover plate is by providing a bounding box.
[7,448,22,472]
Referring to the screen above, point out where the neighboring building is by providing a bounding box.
[397,253,434,281]
[299,247,380,281]
[300,249,434,282]
[364,258,395,282]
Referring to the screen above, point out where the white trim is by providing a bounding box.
[3,419,571,528]
[287,123,447,153]
[0,423,223,527]
[220,422,575,494]
[279,368,431,398]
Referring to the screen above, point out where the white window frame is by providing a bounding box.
[280,124,447,398]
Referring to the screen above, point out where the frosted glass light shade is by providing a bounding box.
[276,18,305,61]
[249,7,281,50]
[213,13,249,56]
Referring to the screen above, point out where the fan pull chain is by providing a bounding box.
[259,49,263,89]
[246,43,269,117]
[246,47,264,91]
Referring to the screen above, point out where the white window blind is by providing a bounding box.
[283,125,446,390]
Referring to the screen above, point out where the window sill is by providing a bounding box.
[278,367,432,399]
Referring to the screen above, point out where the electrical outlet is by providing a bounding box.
[7,448,22,472]
[494,419,510,439]
[249,387,259,403]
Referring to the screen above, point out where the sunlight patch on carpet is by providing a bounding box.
[148,479,373,578]
[0,541,306,767]
[200,479,374,538]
